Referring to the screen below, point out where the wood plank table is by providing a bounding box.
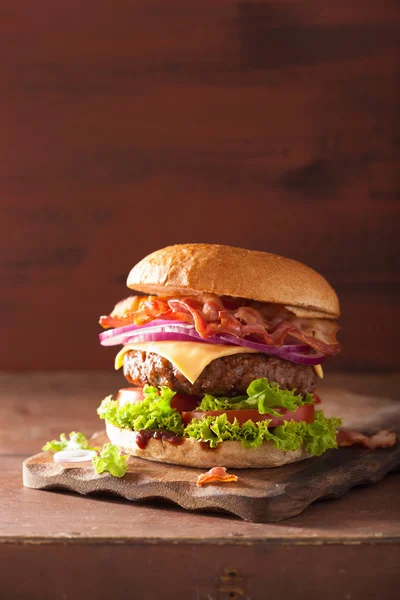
[1,373,399,599]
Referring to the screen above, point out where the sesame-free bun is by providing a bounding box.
[106,422,310,469]
[127,244,340,318]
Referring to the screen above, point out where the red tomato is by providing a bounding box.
[181,404,315,426]
[170,393,201,412]
[313,394,322,404]
[116,388,317,427]
[116,388,200,412]
[117,388,144,407]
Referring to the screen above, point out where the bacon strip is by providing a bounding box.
[99,293,340,355]
[197,466,239,487]
[337,429,397,449]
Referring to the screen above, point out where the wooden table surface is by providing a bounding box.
[1,372,399,599]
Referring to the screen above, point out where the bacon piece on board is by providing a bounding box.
[196,466,239,487]
[337,429,396,449]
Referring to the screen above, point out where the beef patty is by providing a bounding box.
[123,351,318,397]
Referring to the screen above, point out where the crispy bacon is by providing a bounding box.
[99,293,340,355]
[337,429,397,449]
[99,296,144,328]
[196,466,238,487]
[99,315,129,328]
[267,320,341,355]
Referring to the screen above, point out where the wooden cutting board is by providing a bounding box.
[23,388,400,522]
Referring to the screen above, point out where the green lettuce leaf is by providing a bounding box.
[97,380,341,457]
[302,411,343,456]
[97,386,184,435]
[42,431,95,452]
[92,443,129,477]
[198,395,233,411]
[196,378,314,416]
[184,411,341,455]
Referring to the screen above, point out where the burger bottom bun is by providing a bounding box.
[106,422,311,469]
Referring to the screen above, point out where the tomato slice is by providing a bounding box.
[170,393,201,412]
[116,388,200,412]
[117,388,144,407]
[313,393,322,404]
[117,388,318,428]
[181,403,315,427]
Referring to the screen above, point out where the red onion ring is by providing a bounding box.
[99,321,325,365]
[53,449,97,463]
[99,320,190,346]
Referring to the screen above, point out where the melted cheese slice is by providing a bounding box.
[114,341,258,384]
[313,364,324,378]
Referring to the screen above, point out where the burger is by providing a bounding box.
[97,244,342,468]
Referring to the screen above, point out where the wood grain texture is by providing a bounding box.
[1,542,399,600]
[1,373,400,598]
[2,455,400,542]
[22,386,400,523]
[23,427,400,523]
[1,1,400,371]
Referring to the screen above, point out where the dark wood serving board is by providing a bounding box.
[23,388,400,522]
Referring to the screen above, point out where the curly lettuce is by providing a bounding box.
[184,411,341,455]
[43,431,96,452]
[97,385,184,436]
[92,443,129,477]
[97,380,341,457]
[197,378,314,416]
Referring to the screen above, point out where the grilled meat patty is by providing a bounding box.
[123,351,318,397]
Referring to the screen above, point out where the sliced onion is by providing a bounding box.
[99,320,193,346]
[53,449,97,463]
[99,320,325,365]
[119,331,212,345]
[212,334,326,365]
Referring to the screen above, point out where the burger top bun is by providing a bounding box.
[127,244,340,318]
[106,422,310,469]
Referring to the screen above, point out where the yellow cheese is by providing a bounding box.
[313,364,324,379]
[114,341,258,384]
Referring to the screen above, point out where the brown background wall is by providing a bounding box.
[1,1,399,372]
